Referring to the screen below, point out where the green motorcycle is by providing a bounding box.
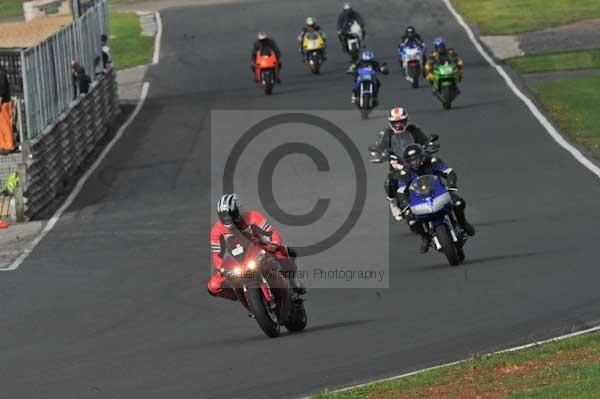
[432,62,460,110]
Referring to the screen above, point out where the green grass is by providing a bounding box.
[0,1,152,19]
[313,330,600,398]
[0,0,26,19]
[109,11,154,70]
[507,49,600,74]
[452,0,600,35]
[530,75,600,159]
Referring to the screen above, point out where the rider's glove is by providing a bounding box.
[263,243,280,253]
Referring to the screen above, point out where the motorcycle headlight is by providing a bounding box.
[247,260,257,271]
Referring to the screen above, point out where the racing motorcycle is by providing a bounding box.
[432,61,460,109]
[218,229,307,338]
[254,48,279,95]
[348,63,388,120]
[302,31,326,74]
[406,174,468,266]
[398,43,424,88]
[341,20,363,62]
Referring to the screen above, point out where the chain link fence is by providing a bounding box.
[21,0,109,140]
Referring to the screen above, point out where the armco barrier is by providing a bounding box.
[22,71,119,218]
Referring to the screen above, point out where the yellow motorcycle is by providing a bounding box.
[302,31,326,74]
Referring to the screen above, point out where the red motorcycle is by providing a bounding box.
[218,230,307,338]
[254,48,279,95]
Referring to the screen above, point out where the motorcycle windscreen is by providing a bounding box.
[408,175,452,215]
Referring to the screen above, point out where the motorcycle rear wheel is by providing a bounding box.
[285,299,307,332]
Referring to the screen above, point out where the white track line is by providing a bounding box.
[298,2,600,396]
[442,0,600,179]
[298,325,600,398]
[1,82,150,272]
[2,10,163,272]
[153,12,163,65]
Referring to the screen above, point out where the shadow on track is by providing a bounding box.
[218,319,376,344]
[406,251,539,272]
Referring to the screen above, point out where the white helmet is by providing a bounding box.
[388,107,409,133]
[343,3,352,11]
[217,193,242,228]
[257,32,268,40]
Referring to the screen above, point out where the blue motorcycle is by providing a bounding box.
[349,64,388,119]
[407,174,467,265]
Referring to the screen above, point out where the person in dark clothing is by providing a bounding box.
[71,60,91,98]
[337,3,365,49]
[297,17,327,61]
[396,144,475,252]
[251,32,282,83]
[397,26,427,74]
[101,34,113,72]
[349,51,388,105]
[0,65,11,103]
[368,107,436,221]
[336,3,365,35]
[399,26,425,48]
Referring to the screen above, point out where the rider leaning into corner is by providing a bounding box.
[369,107,437,220]
[349,51,388,105]
[425,37,464,84]
[395,144,476,253]
[336,2,366,48]
[251,32,283,83]
[297,17,327,60]
[208,194,305,310]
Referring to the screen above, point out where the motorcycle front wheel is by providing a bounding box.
[435,224,460,266]
[247,286,280,337]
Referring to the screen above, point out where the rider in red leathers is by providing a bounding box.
[208,194,305,306]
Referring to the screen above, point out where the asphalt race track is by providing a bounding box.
[2,1,600,398]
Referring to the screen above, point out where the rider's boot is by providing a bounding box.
[410,221,431,253]
[454,206,475,236]
[288,275,307,295]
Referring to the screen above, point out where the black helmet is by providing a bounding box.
[403,144,426,170]
[406,26,416,39]
[217,193,243,228]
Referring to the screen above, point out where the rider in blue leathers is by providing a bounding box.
[349,51,388,105]
[395,144,475,252]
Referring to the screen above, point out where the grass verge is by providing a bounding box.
[451,0,600,35]
[507,49,600,74]
[0,0,25,19]
[313,330,600,398]
[109,11,154,70]
[0,1,151,19]
[530,75,600,159]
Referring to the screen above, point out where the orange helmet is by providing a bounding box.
[388,107,409,133]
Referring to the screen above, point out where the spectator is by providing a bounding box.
[71,60,80,99]
[0,64,14,154]
[101,34,113,72]
[78,66,91,95]
[71,60,92,98]
[93,56,104,79]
